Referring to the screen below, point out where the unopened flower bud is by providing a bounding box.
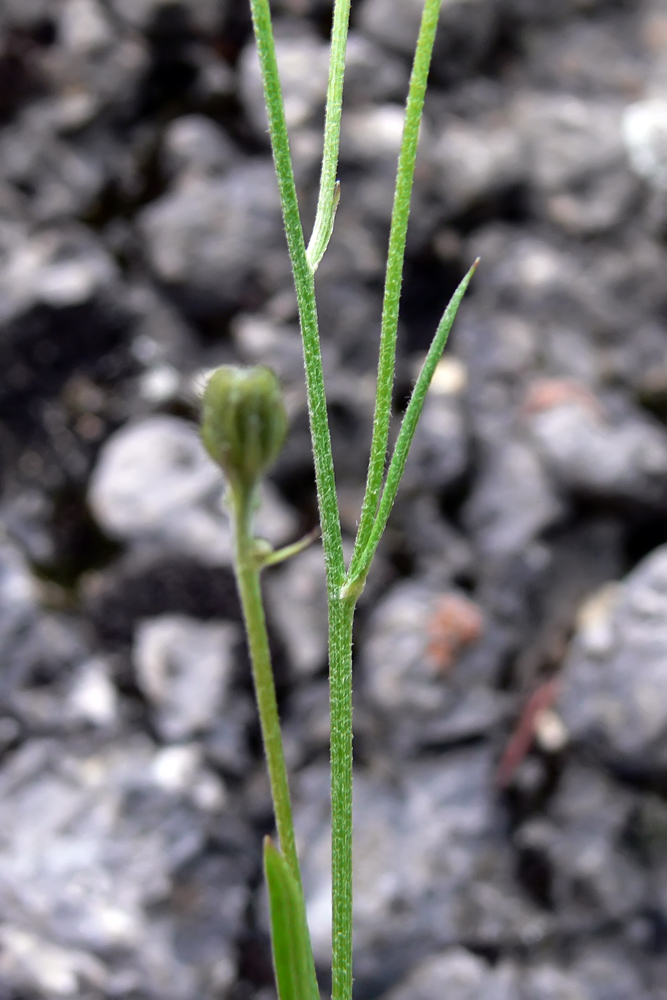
[200,365,288,501]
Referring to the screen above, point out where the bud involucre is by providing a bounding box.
[200,365,288,500]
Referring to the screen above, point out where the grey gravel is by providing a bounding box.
[0,224,118,324]
[430,119,524,218]
[516,763,644,930]
[138,162,287,314]
[265,546,328,678]
[399,387,469,495]
[0,736,242,999]
[362,580,506,753]
[382,949,521,1000]
[161,114,238,180]
[134,613,239,741]
[559,544,667,769]
[464,438,563,561]
[2,0,667,996]
[516,94,637,235]
[528,398,667,505]
[88,414,233,563]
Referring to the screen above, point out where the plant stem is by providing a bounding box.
[349,0,443,582]
[231,494,301,884]
[328,593,355,1000]
[248,0,345,591]
[247,7,354,994]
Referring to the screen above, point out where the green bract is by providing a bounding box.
[201,365,288,499]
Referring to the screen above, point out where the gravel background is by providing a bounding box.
[2,0,667,998]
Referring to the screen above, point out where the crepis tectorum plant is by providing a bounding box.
[199,1,477,997]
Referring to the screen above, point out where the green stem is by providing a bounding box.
[232,494,301,885]
[349,0,443,582]
[247,9,353,995]
[328,594,355,1000]
[249,0,345,591]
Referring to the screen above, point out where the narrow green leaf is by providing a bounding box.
[264,837,320,1000]
[341,261,478,600]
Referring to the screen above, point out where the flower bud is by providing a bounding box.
[200,365,288,500]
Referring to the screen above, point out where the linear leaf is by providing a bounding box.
[264,837,320,1000]
[342,261,478,599]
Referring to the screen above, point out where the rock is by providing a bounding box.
[0,543,116,734]
[0,925,108,997]
[389,494,475,587]
[149,742,227,811]
[0,223,118,325]
[58,0,115,55]
[523,950,652,1000]
[0,226,132,467]
[340,104,407,165]
[430,119,524,218]
[67,656,119,728]
[138,162,288,316]
[108,0,225,33]
[527,390,667,505]
[359,0,499,85]
[134,613,239,741]
[559,545,667,771]
[361,580,505,754]
[382,949,520,1000]
[343,33,409,106]
[516,764,644,929]
[203,692,254,777]
[515,94,637,234]
[571,948,652,1000]
[264,546,328,678]
[6,612,120,734]
[623,99,667,192]
[521,17,645,96]
[238,24,330,180]
[280,680,332,769]
[466,226,666,345]
[0,104,107,222]
[83,551,242,649]
[0,736,247,998]
[88,414,233,564]
[0,0,58,28]
[463,438,563,562]
[160,114,237,180]
[502,0,615,23]
[0,541,40,684]
[232,311,306,384]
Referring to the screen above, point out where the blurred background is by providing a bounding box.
[1,0,667,997]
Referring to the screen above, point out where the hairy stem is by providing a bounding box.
[328,594,355,1000]
[232,497,301,884]
[248,0,344,590]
